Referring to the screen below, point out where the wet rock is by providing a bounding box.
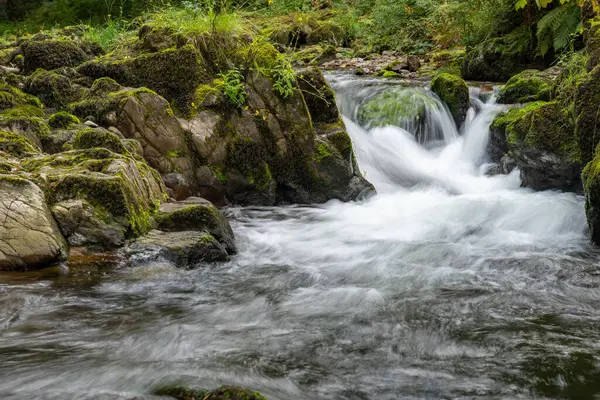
[500,154,517,174]
[0,176,67,270]
[21,148,167,239]
[162,172,193,201]
[497,69,555,104]
[51,199,126,248]
[155,197,236,254]
[491,102,581,192]
[431,73,470,127]
[126,229,229,266]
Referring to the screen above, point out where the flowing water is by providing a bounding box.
[2,74,600,399]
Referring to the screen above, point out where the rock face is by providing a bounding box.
[490,102,581,192]
[430,73,470,127]
[0,176,67,270]
[497,69,555,104]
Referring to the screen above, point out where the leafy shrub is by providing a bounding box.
[218,68,246,107]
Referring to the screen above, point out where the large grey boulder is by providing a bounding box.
[0,176,67,270]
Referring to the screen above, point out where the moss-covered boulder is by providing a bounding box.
[582,153,600,244]
[0,176,67,271]
[0,105,49,149]
[72,127,130,155]
[155,197,236,254]
[497,69,554,104]
[306,22,344,46]
[21,39,91,73]
[77,45,204,112]
[21,148,167,242]
[575,64,600,165]
[25,68,85,108]
[154,385,268,400]
[70,86,197,189]
[0,82,43,111]
[490,101,581,192]
[0,129,39,157]
[190,69,374,206]
[126,229,230,266]
[49,111,80,129]
[461,29,538,82]
[431,73,470,127]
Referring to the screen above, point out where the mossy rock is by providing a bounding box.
[77,45,204,113]
[21,39,91,73]
[153,385,268,400]
[431,72,470,127]
[357,87,436,129]
[49,111,80,129]
[492,101,581,192]
[461,27,538,82]
[497,69,553,104]
[154,198,236,254]
[0,82,43,111]
[22,148,166,238]
[72,127,130,155]
[25,68,85,108]
[575,64,600,165]
[0,130,39,157]
[0,105,50,148]
[297,67,339,124]
[582,153,600,244]
[89,77,122,96]
[291,44,336,66]
[306,22,344,46]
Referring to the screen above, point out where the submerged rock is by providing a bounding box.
[154,385,268,400]
[430,73,470,127]
[0,176,67,270]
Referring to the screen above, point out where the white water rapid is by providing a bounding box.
[1,74,599,400]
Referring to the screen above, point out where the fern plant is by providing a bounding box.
[536,4,581,55]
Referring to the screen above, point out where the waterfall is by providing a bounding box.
[330,74,519,195]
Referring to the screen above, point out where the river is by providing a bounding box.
[1,74,600,399]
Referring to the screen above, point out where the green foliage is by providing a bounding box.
[82,18,134,52]
[271,55,295,98]
[218,68,246,107]
[536,5,581,55]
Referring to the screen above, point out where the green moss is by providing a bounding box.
[0,174,30,187]
[357,88,435,128]
[155,204,220,231]
[498,101,579,162]
[227,137,273,191]
[21,39,89,73]
[72,128,130,155]
[69,87,158,125]
[497,69,553,104]
[315,142,333,162]
[25,68,82,108]
[77,44,203,114]
[90,77,122,95]
[209,165,228,183]
[0,105,50,141]
[431,72,470,126]
[0,130,38,157]
[49,111,81,129]
[381,70,400,78]
[152,385,268,400]
[0,82,43,111]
